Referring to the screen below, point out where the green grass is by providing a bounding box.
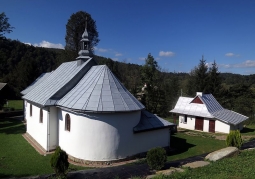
[164,117,179,125]
[3,100,23,110]
[241,125,255,136]
[0,118,89,178]
[167,130,226,161]
[153,149,255,179]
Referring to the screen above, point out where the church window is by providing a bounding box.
[30,104,32,117]
[65,114,71,132]
[39,109,43,123]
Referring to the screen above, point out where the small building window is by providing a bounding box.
[65,114,71,132]
[39,109,43,123]
[30,104,32,117]
[184,115,187,123]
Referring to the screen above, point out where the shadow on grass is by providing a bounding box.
[0,118,26,134]
[168,134,196,155]
[241,127,255,134]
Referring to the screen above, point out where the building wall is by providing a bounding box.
[58,109,170,161]
[215,120,230,133]
[178,113,242,134]
[203,118,209,132]
[49,107,58,151]
[230,122,244,131]
[25,101,48,150]
[179,115,195,130]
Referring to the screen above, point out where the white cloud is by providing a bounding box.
[94,47,108,52]
[225,52,240,57]
[24,42,32,46]
[225,53,234,57]
[139,57,146,61]
[115,53,122,57]
[33,41,64,49]
[220,60,255,69]
[159,51,175,57]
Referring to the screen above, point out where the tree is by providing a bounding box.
[65,11,99,54]
[50,146,69,178]
[194,55,208,93]
[207,60,221,97]
[0,12,14,39]
[146,147,167,170]
[186,56,222,96]
[141,53,160,113]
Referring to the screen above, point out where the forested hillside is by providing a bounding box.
[0,38,255,120]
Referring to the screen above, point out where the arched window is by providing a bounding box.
[30,104,32,117]
[39,109,43,123]
[65,114,70,131]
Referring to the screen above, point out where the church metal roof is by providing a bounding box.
[133,110,175,133]
[57,65,145,112]
[170,93,248,125]
[23,58,96,106]
[0,83,7,91]
[21,72,52,95]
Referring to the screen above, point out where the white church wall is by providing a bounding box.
[215,120,230,133]
[49,107,58,151]
[26,102,48,150]
[178,115,195,130]
[58,109,170,161]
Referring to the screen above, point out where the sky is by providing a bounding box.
[1,0,255,75]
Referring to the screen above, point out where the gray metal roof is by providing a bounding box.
[0,83,7,91]
[21,72,52,95]
[170,96,213,118]
[170,94,248,125]
[23,58,96,106]
[133,110,175,133]
[57,65,145,112]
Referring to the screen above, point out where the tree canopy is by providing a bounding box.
[65,11,99,54]
[186,56,221,96]
[0,12,14,39]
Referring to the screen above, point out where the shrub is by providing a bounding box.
[146,147,167,170]
[50,146,69,178]
[226,130,243,148]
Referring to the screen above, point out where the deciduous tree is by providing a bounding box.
[0,12,14,39]
[65,11,99,54]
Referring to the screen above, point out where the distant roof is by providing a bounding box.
[57,65,145,112]
[23,58,96,106]
[170,93,248,125]
[0,83,7,90]
[133,110,175,133]
[21,72,52,95]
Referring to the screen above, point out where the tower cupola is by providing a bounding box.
[77,17,92,60]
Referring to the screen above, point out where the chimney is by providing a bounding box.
[196,92,203,96]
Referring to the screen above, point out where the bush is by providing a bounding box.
[50,146,69,178]
[146,147,167,170]
[226,130,243,148]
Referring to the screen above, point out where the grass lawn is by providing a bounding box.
[167,130,226,161]
[3,100,23,110]
[154,149,255,179]
[0,118,89,178]
[164,116,179,125]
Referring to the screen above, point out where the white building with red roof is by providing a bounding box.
[170,92,248,133]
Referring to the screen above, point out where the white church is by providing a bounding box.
[21,23,175,162]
